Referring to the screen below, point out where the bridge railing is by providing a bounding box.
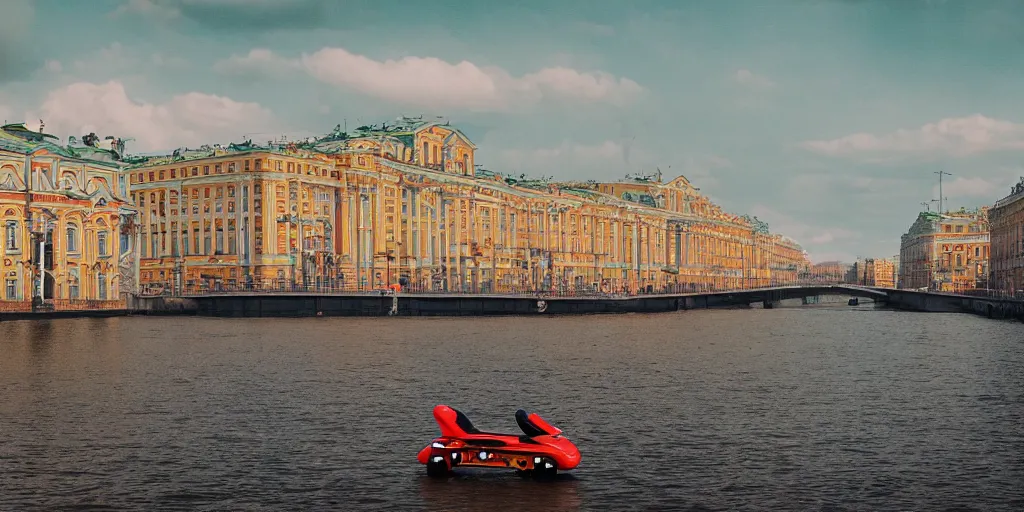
[956,289,1024,301]
[139,279,849,298]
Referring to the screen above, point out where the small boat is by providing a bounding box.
[848,298,859,306]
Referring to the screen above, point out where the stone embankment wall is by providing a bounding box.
[885,289,1024,321]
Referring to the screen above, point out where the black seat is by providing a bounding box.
[451,408,516,444]
[515,409,548,437]
[452,407,480,434]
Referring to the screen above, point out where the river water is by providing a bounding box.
[1,306,1022,511]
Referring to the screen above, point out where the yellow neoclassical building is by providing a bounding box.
[1,124,138,312]
[898,207,989,292]
[126,117,811,295]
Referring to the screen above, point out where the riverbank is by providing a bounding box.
[3,287,1022,321]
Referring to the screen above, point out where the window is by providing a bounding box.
[5,221,18,251]
[171,169,176,179]
[98,231,109,256]
[69,269,79,299]
[159,170,165,180]
[97,273,107,300]
[5,278,16,300]
[228,162,235,172]
[216,164,222,174]
[192,167,198,177]
[120,233,129,254]
[66,225,79,252]
[976,247,981,258]
[203,166,210,175]
[254,160,261,171]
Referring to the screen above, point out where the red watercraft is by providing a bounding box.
[417,404,581,479]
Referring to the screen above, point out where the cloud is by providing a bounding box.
[216,47,644,112]
[0,0,36,83]
[933,174,1024,204]
[113,0,329,30]
[801,115,1024,161]
[213,48,297,77]
[733,69,774,88]
[25,81,275,152]
[750,204,861,260]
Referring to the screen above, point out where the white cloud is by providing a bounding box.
[733,69,774,88]
[801,115,1024,160]
[45,60,63,73]
[213,48,297,76]
[750,204,861,259]
[25,81,275,152]
[215,47,644,112]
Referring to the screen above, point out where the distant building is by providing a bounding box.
[988,177,1024,294]
[898,208,990,292]
[864,258,895,288]
[811,261,851,283]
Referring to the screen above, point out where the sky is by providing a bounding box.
[3,0,1024,262]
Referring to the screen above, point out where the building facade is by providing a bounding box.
[1,124,138,312]
[863,258,896,288]
[988,177,1024,294]
[126,118,812,295]
[898,208,989,292]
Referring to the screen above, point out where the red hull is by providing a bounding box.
[417,405,580,475]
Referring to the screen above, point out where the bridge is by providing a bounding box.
[129,283,1022,321]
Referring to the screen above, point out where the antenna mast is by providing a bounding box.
[934,171,952,215]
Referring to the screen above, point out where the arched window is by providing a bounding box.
[66,225,79,253]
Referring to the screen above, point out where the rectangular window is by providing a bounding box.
[216,164,222,174]
[5,221,19,251]
[66,227,78,252]
[120,233,129,254]
[5,279,16,300]
[69,270,79,299]
[228,162,235,172]
[98,231,109,256]
[203,166,210,175]
[97,274,107,300]
[244,160,251,171]
[192,167,198,177]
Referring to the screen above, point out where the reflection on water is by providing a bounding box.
[419,473,582,512]
[0,310,1022,511]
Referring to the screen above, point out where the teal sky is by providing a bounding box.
[3,0,1024,262]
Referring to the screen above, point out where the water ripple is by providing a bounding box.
[0,310,1022,511]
